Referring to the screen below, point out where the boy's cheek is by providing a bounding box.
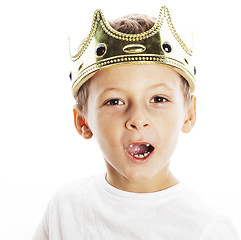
[89,115,118,137]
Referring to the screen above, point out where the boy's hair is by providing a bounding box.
[77,14,191,115]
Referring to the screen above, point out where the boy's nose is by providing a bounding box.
[126,120,149,130]
[125,107,150,131]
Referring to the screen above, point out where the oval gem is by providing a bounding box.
[123,44,146,53]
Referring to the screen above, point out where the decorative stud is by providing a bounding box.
[96,43,107,57]
[163,42,172,53]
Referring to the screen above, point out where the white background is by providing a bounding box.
[0,0,240,239]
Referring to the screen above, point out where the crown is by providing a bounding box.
[69,6,196,99]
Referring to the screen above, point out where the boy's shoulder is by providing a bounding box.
[50,172,102,206]
[178,184,227,219]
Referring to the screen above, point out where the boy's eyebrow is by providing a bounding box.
[97,88,122,101]
[147,83,174,91]
[97,83,173,99]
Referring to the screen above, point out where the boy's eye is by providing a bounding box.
[104,98,124,105]
[150,96,168,103]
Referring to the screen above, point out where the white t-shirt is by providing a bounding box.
[33,172,239,240]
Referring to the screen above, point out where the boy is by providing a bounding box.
[33,6,239,239]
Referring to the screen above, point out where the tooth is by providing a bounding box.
[146,144,150,147]
[134,154,144,158]
[130,144,133,147]
[144,153,148,157]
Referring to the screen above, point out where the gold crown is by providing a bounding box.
[69,6,196,99]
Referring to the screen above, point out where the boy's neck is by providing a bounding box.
[105,161,179,193]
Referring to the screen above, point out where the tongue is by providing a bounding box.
[126,144,149,155]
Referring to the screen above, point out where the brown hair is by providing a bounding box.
[76,14,191,115]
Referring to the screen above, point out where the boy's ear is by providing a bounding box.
[73,104,93,139]
[182,96,196,133]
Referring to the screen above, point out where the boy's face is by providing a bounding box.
[74,64,196,192]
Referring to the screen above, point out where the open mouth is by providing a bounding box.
[126,142,155,159]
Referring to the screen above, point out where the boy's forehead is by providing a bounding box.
[91,64,181,90]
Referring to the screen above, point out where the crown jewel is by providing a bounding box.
[69,6,196,98]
